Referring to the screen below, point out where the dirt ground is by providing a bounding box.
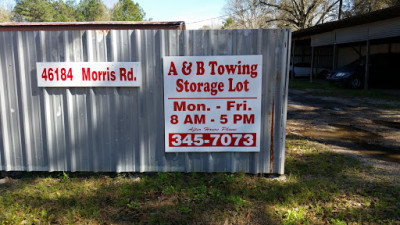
[287,87,400,183]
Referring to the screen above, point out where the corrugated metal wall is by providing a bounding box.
[311,17,400,47]
[0,29,290,174]
[311,31,335,47]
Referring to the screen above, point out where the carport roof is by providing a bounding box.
[293,5,400,38]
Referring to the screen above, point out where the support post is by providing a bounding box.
[332,44,337,70]
[310,46,314,83]
[364,40,370,90]
[291,40,296,79]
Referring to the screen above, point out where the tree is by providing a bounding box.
[13,0,57,22]
[259,0,341,30]
[111,0,145,21]
[13,0,111,22]
[342,0,400,17]
[53,0,82,22]
[0,6,11,22]
[78,0,109,21]
[224,0,273,29]
[222,17,234,29]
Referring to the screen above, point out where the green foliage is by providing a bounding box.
[331,218,348,225]
[343,0,400,17]
[226,195,248,211]
[111,0,145,21]
[282,208,307,224]
[61,171,69,182]
[78,0,108,21]
[162,185,176,195]
[127,201,140,210]
[222,17,234,29]
[11,0,146,22]
[13,0,56,22]
[0,6,11,22]
[13,0,84,22]
[12,0,114,22]
[53,0,81,22]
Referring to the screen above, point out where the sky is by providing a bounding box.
[106,0,227,29]
[1,0,227,30]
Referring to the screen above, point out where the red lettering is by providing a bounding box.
[209,61,217,75]
[168,62,178,75]
[111,71,116,81]
[218,65,224,75]
[227,101,235,111]
[184,115,205,124]
[182,61,192,75]
[175,79,224,95]
[127,68,134,81]
[196,61,205,75]
[228,78,250,92]
[225,64,237,74]
[173,101,207,111]
[120,68,126,81]
[174,101,186,111]
[82,68,91,81]
[176,79,184,92]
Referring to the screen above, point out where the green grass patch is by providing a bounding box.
[0,137,399,224]
[289,79,339,90]
[289,79,400,106]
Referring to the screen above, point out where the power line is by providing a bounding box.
[186,15,229,24]
[187,2,260,25]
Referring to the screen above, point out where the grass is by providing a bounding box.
[289,79,400,108]
[0,136,399,224]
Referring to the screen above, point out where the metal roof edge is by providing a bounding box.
[0,21,186,31]
[293,5,400,38]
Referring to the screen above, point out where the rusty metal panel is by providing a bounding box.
[0,29,290,174]
[0,21,186,31]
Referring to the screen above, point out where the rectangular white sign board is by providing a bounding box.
[36,62,141,87]
[163,55,263,152]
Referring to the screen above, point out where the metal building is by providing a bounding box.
[0,22,290,174]
[292,5,400,88]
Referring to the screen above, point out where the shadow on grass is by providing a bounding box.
[0,139,399,224]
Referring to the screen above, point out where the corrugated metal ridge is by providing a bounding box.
[293,5,400,38]
[0,21,186,31]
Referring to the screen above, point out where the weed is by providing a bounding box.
[162,185,176,195]
[227,195,248,211]
[331,218,347,225]
[61,171,69,183]
[282,208,307,224]
[157,172,168,182]
[225,173,238,183]
[177,206,192,214]
[190,185,208,202]
[127,201,140,210]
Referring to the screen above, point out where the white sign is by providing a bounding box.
[163,55,263,152]
[36,62,141,87]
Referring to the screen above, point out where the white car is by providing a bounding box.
[290,62,330,78]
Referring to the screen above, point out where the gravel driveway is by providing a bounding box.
[287,88,400,184]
